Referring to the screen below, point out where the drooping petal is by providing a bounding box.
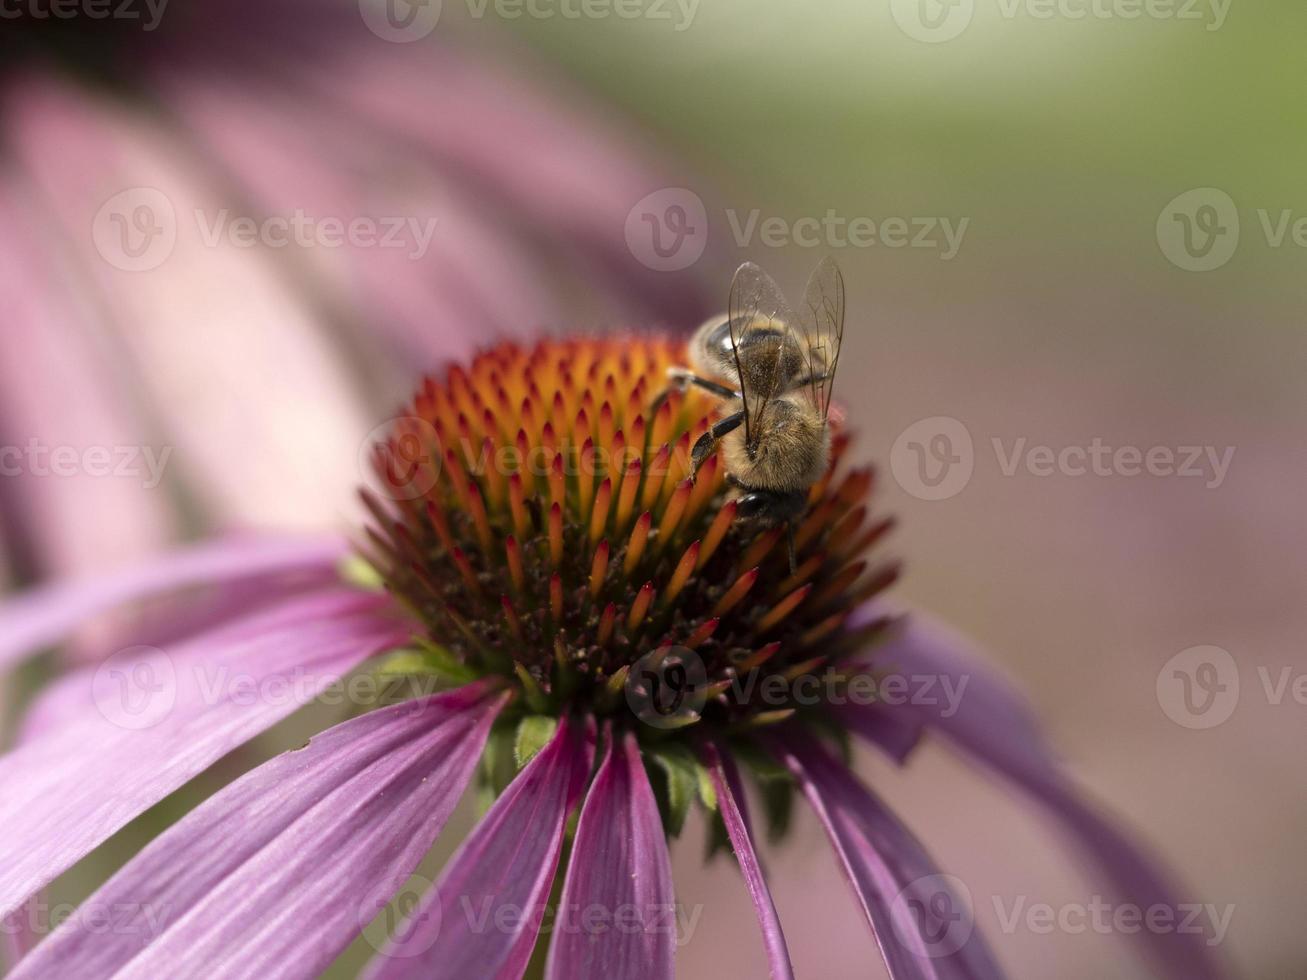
[365,716,595,980]
[6,74,374,532]
[546,730,675,980]
[702,743,795,980]
[853,606,1227,980]
[0,179,173,584]
[0,533,348,674]
[10,683,505,980]
[0,588,406,918]
[292,45,720,327]
[154,66,560,370]
[829,701,924,765]
[771,731,1004,980]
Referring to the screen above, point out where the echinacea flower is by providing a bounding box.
[0,337,1224,979]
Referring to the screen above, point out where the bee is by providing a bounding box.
[655,257,845,571]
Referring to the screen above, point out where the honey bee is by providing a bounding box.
[656,258,845,570]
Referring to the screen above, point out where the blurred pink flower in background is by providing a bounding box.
[0,0,719,595]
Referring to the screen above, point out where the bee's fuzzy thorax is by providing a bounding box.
[361,336,899,732]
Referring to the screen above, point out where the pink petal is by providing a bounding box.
[0,533,347,675]
[10,684,505,980]
[702,743,795,980]
[2,896,42,968]
[289,45,719,326]
[772,731,1003,980]
[546,730,675,980]
[152,66,559,369]
[0,176,173,582]
[4,75,374,531]
[0,588,405,918]
[856,605,1228,979]
[365,716,594,980]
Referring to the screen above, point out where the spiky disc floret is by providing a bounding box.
[361,337,899,736]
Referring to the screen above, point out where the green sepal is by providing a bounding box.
[760,778,795,844]
[729,741,798,844]
[514,715,558,770]
[646,742,714,838]
[513,664,551,714]
[704,806,732,862]
[338,554,384,591]
[477,722,519,814]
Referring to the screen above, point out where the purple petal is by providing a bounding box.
[771,731,1004,980]
[290,46,718,327]
[365,715,595,980]
[2,896,42,968]
[829,701,924,765]
[0,533,348,675]
[5,75,373,531]
[152,67,559,368]
[546,730,675,980]
[856,605,1227,979]
[0,181,173,584]
[0,588,405,918]
[702,743,795,980]
[10,683,505,979]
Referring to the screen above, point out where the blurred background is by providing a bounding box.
[2,0,1303,976]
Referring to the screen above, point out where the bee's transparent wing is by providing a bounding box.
[728,261,793,449]
[795,256,845,423]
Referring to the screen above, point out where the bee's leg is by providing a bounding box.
[672,369,739,400]
[690,412,744,481]
[652,368,740,414]
[734,489,806,573]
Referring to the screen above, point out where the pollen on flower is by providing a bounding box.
[360,337,899,732]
